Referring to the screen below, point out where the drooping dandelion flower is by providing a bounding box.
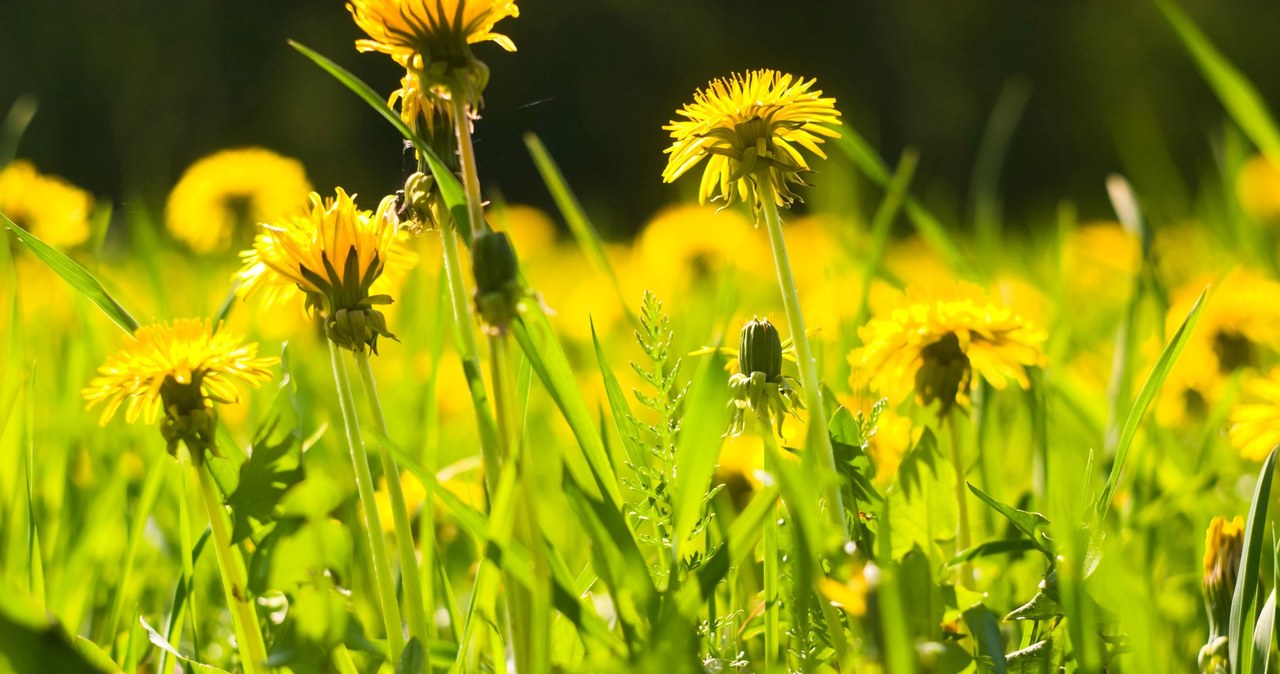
[1157,269,1280,426]
[850,281,1047,413]
[165,148,312,254]
[83,319,276,453]
[235,188,418,353]
[349,0,518,103]
[662,69,841,210]
[1228,369,1280,461]
[0,160,94,249]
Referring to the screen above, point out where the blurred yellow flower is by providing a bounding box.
[634,204,769,296]
[0,160,94,249]
[1229,370,1280,461]
[1158,269,1280,426]
[1062,221,1139,314]
[376,472,427,532]
[867,409,912,486]
[1237,155,1280,223]
[851,281,1046,412]
[236,188,418,352]
[662,69,841,209]
[166,148,311,254]
[348,0,518,68]
[82,319,276,427]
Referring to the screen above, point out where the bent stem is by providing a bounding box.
[354,351,430,647]
[946,411,974,589]
[187,452,268,674]
[754,167,848,533]
[328,339,406,661]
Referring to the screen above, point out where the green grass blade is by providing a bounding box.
[524,133,637,328]
[0,95,38,168]
[1094,287,1207,520]
[287,41,472,244]
[970,78,1031,254]
[670,344,730,556]
[1230,448,1277,674]
[1153,0,1280,162]
[589,319,646,469]
[852,149,919,334]
[2,211,139,333]
[1253,589,1276,674]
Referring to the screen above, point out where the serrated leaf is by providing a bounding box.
[2,211,139,334]
[966,483,1052,557]
[1005,589,1064,622]
[225,424,304,543]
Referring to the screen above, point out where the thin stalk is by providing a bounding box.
[754,168,847,533]
[450,95,488,243]
[757,416,782,670]
[354,352,430,646]
[946,411,974,589]
[189,455,268,674]
[328,339,406,660]
[434,200,502,499]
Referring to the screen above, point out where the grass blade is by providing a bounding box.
[2,212,139,334]
[524,133,637,328]
[1230,448,1277,674]
[1153,0,1280,162]
[1094,287,1207,520]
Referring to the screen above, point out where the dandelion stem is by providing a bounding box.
[757,415,783,670]
[946,411,974,589]
[754,166,848,533]
[187,454,268,674]
[354,351,431,649]
[327,338,406,661]
[451,95,489,242]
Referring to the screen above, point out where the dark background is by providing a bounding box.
[3,0,1279,238]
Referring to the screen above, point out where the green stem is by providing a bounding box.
[451,95,489,242]
[328,339,406,661]
[189,455,268,674]
[946,411,974,589]
[757,416,782,670]
[354,352,430,647]
[434,200,503,502]
[754,167,848,533]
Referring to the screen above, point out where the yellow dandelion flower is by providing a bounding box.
[0,160,94,249]
[236,188,418,353]
[83,319,276,451]
[1157,269,1280,426]
[1237,155,1280,224]
[663,69,841,209]
[165,148,312,254]
[1203,515,1245,640]
[850,281,1047,412]
[634,204,770,296]
[1229,370,1280,461]
[349,0,518,103]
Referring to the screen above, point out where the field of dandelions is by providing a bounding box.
[6,2,1280,673]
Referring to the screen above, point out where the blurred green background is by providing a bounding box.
[3,0,1279,236]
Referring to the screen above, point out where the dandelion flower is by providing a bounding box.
[1237,155,1280,224]
[0,160,94,249]
[850,281,1046,413]
[236,188,418,353]
[166,148,312,254]
[662,69,841,210]
[83,319,276,452]
[1229,369,1280,461]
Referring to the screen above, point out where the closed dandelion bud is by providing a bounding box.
[739,317,783,379]
[403,171,439,232]
[472,229,524,334]
[1203,515,1245,639]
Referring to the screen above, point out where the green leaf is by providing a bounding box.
[966,483,1051,557]
[395,637,427,674]
[1253,589,1275,674]
[947,539,1038,567]
[1153,0,1280,163]
[224,422,304,543]
[140,616,230,674]
[1004,589,1064,622]
[2,211,139,333]
[670,343,730,553]
[590,319,646,470]
[962,604,1008,674]
[525,133,636,327]
[1095,287,1207,520]
[1230,448,1277,674]
[287,41,472,243]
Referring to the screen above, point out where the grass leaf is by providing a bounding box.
[1230,448,1277,674]
[2,212,139,334]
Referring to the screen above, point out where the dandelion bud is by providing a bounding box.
[472,229,524,334]
[402,171,439,232]
[1203,515,1245,639]
[739,317,783,380]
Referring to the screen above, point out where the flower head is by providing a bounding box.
[1203,515,1245,637]
[727,318,804,437]
[0,160,94,249]
[83,319,277,455]
[166,148,312,253]
[236,188,418,353]
[850,281,1047,413]
[1229,369,1280,461]
[662,70,841,210]
[348,0,518,103]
